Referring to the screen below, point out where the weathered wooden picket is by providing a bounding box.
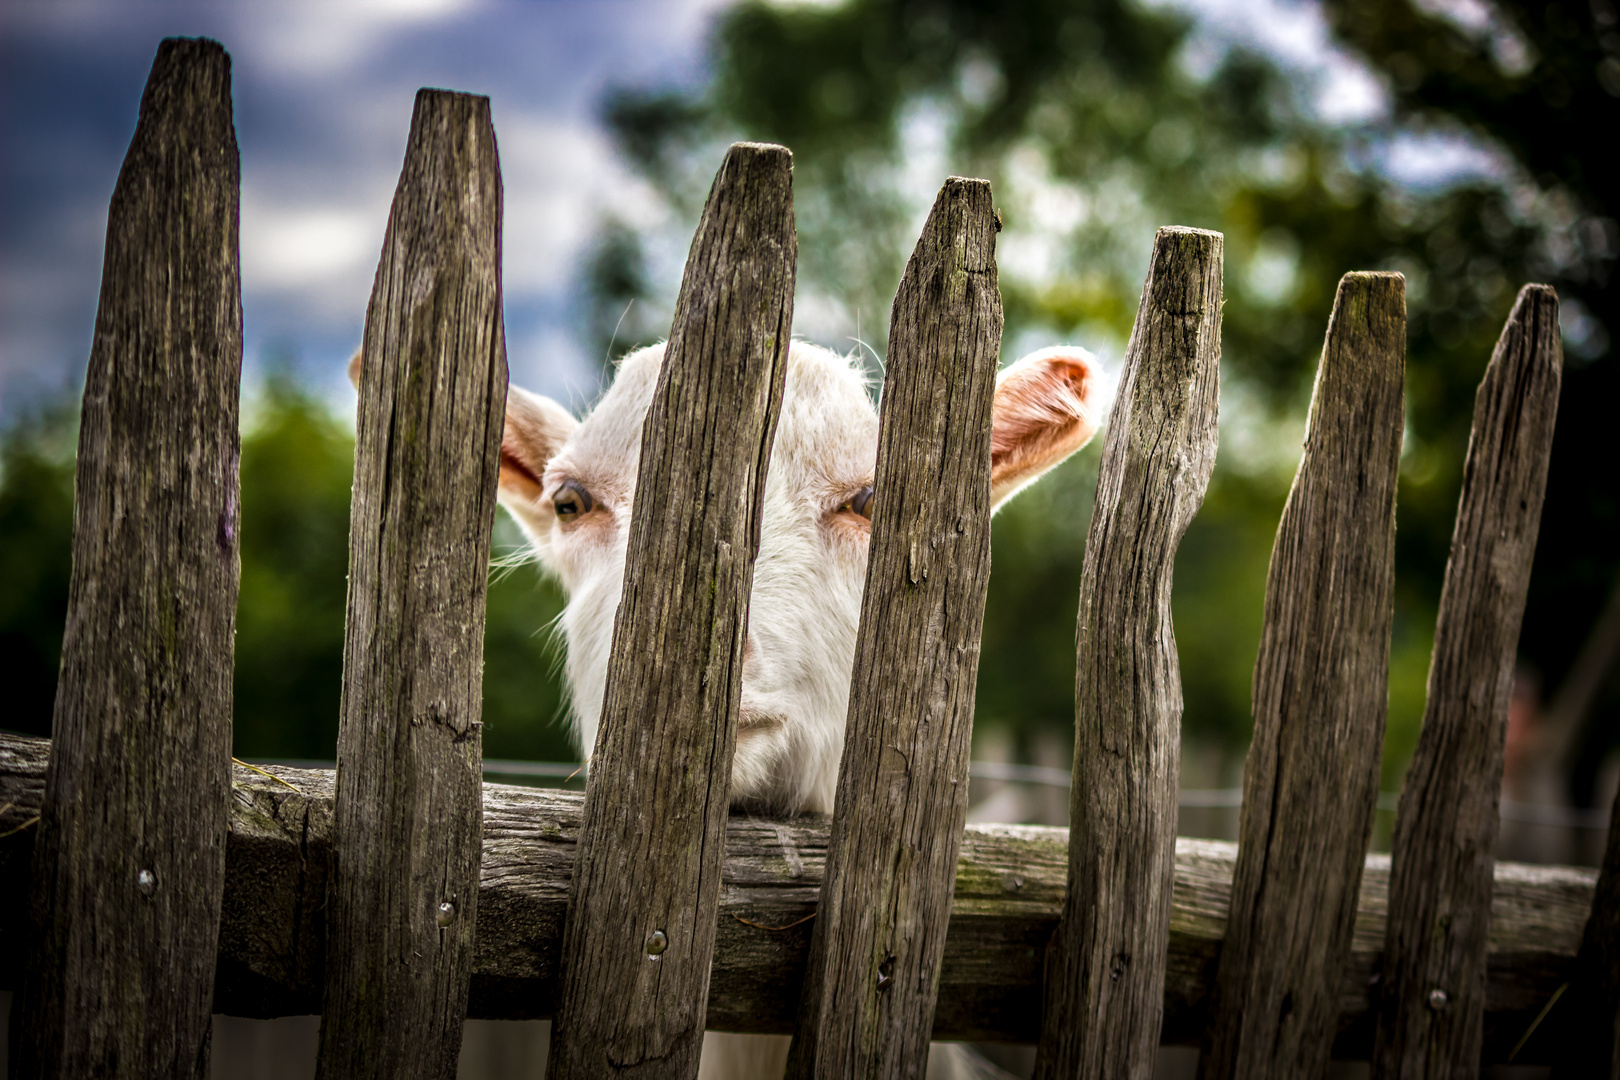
[549,140,795,1079]
[2,34,1618,1080]
[1375,286,1562,1079]
[318,86,506,1080]
[8,38,241,1080]
[789,176,1002,1079]
[1208,272,1409,1079]
[1037,224,1222,1079]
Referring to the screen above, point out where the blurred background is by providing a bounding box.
[4,2,1617,1076]
[2,0,1617,859]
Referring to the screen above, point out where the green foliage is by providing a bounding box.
[481,527,574,763]
[1324,0,1620,792]
[0,377,577,764]
[231,371,354,758]
[232,374,576,762]
[0,406,77,736]
[593,0,1618,779]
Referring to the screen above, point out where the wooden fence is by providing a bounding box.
[1,36,1617,1080]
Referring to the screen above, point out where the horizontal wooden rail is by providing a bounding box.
[0,732,1593,1063]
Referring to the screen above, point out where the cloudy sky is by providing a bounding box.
[2,0,1499,421]
[1,0,730,418]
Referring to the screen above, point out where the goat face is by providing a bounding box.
[496,340,1103,813]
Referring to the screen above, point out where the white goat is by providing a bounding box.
[486,338,1102,1079]
[494,340,1101,814]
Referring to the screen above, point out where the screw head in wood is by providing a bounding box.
[136,869,156,898]
[1427,987,1449,1012]
[436,901,456,928]
[645,930,668,957]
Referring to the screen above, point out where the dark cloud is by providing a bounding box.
[1,1,720,416]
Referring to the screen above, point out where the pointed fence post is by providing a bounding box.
[314,89,507,1080]
[546,142,796,1079]
[11,36,242,1080]
[1202,272,1406,1080]
[1373,285,1562,1078]
[1034,226,1223,1080]
[786,176,1002,1079]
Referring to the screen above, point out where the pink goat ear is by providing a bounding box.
[500,385,576,506]
[990,346,1104,509]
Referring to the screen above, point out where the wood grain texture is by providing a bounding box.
[1556,786,1620,1078]
[0,733,1597,1063]
[1373,285,1562,1079]
[1202,272,1406,1080]
[547,142,795,1080]
[9,38,241,1080]
[785,177,1002,1080]
[314,89,507,1080]
[1034,226,1223,1080]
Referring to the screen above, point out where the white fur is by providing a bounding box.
[503,338,1099,812]
[511,341,879,812]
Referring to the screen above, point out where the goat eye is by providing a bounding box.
[552,479,594,520]
[842,486,875,520]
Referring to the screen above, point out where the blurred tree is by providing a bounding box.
[2,0,1612,813]
[1321,0,1620,804]
[0,403,76,737]
[481,523,574,764]
[592,0,1617,792]
[578,216,667,369]
[232,366,354,758]
[233,369,576,762]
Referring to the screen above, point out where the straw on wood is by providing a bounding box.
[1555,786,1620,1078]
